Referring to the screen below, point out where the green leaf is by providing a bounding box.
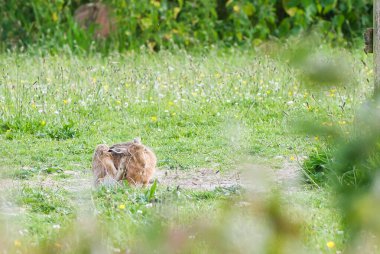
[243,3,255,17]
[147,179,157,201]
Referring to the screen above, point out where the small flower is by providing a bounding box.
[40,120,46,127]
[52,12,58,22]
[150,0,160,7]
[63,99,68,105]
[338,120,346,125]
[14,240,21,247]
[290,156,296,161]
[326,241,335,249]
[233,5,240,12]
[314,136,319,141]
[137,210,143,214]
[53,224,61,229]
[151,116,158,122]
[118,204,126,210]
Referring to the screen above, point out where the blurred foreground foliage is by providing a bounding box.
[0,0,373,53]
[292,39,380,250]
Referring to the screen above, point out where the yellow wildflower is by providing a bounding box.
[233,5,240,12]
[63,99,68,105]
[290,156,296,161]
[40,120,46,127]
[118,204,126,210]
[326,241,335,249]
[314,136,319,141]
[151,116,158,122]
[151,0,160,7]
[52,12,58,22]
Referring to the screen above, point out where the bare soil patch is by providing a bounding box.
[0,161,301,193]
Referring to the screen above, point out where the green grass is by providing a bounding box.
[0,46,373,252]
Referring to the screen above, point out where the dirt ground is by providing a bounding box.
[0,160,301,192]
[0,161,302,217]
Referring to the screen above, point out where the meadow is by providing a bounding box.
[0,43,373,253]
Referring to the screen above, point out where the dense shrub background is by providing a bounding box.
[0,0,373,53]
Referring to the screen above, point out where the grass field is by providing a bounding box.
[0,45,373,253]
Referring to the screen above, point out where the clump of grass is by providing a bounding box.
[0,118,79,140]
[11,167,64,180]
[17,186,73,215]
[44,121,79,140]
[302,147,333,186]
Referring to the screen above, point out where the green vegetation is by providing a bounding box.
[1,0,373,53]
[0,42,374,252]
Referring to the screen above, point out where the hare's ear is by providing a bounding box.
[133,137,141,144]
[109,148,124,154]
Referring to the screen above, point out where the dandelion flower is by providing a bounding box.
[326,241,335,249]
[63,99,68,105]
[52,12,58,22]
[118,204,126,210]
[338,121,346,125]
[233,5,240,12]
